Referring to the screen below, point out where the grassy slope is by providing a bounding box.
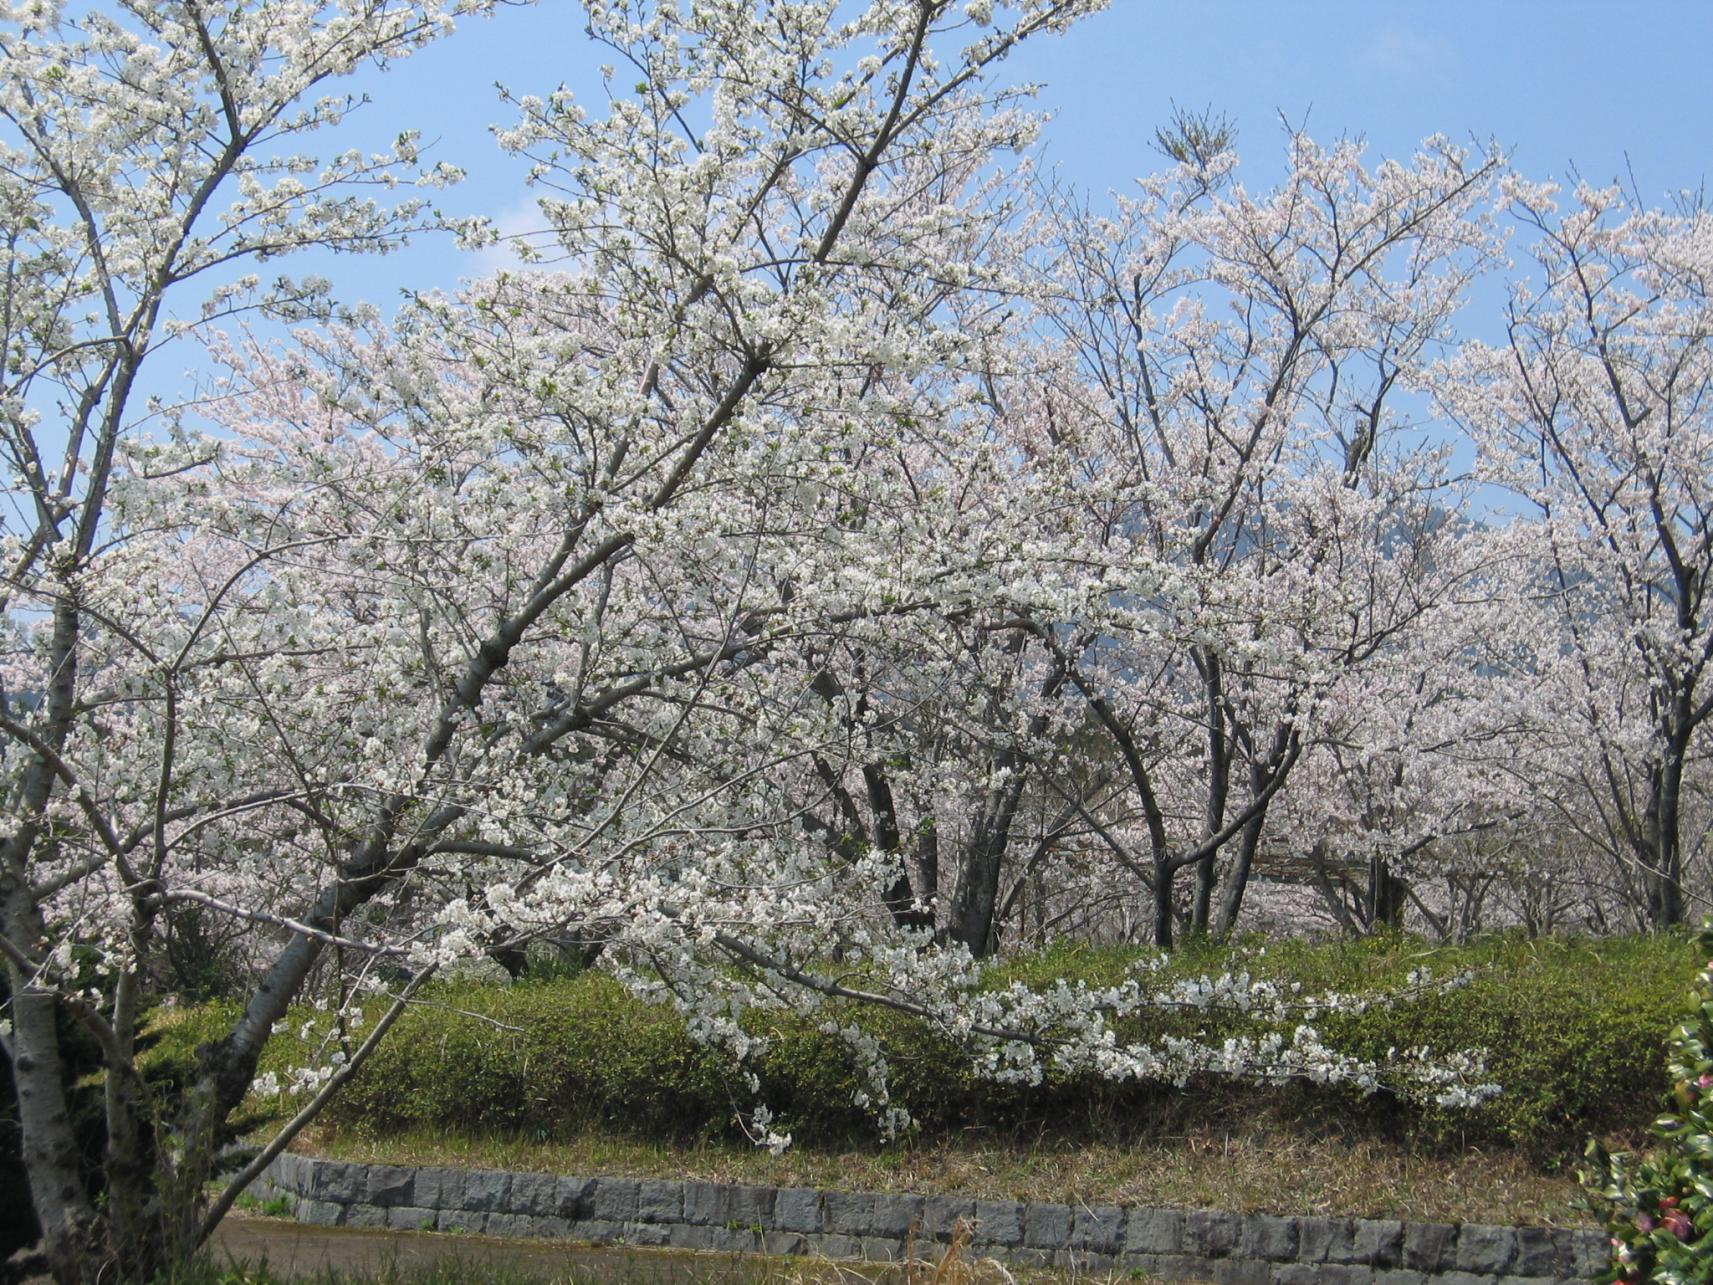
[149,931,1703,1229]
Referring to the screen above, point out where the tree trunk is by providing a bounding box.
[1213,814,1265,939]
[1153,854,1176,949]
[866,766,930,933]
[912,819,939,934]
[1642,736,1688,928]
[5,985,98,1285]
[1191,855,1215,934]
[1366,856,1407,931]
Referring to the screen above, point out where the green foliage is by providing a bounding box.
[988,931,1694,1151]
[1307,932,1693,1147]
[310,976,735,1138]
[1583,925,1713,1283]
[152,933,1697,1158]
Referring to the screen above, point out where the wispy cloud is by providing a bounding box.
[1353,25,1457,85]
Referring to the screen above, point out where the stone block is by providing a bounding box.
[1402,1221,1458,1273]
[620,1221,674,1247]
[973,1199,1024,1247]
[384,1205,437,1232]
[1374,1271,1430,1285]
[363,1165,414,1208]
[1240,1213,1298,1261]
[411,1167,458,1209]
[661,1224,717,1252]
[869,1192,924,1239]
[287,1154,313,1188]
[1208,1258,1272,1285]
[1123,1251,1203,1280]
[1356,1218,1404,1268]
[775,1187,824,1234]
[1071,1204,1126,1256]
[308,1160,363,1203]
[1184,1208,1241,1258]
[268,1154,301,1191]
[920,1194,975,1243]
[812,1232,863,1260]
[1272,1265,1367,1285]
[436,1208,485,1234]
[486,1212,541,1239]
[341,1203,388,1229]
[1455,1223,1519,1275]
[297,1157,327,1196]
[459,1169,512,1213]
[590,1177,639,1222]
[1125,1206,1185,1256]
[727,1184,777,1227]
[682,1180,729,1226]
[1571,1229,1609,1278]
[293,1199,346,1227]
[565,1219,624,1245]
[1298,1215,1358,1263]
[506,1171,558,1216]
[675,1224,756,1253]
[686,1179,774,1228]
[861,1235,907,1261]
[635,1178,684,1223]
[1515,1226,1571,1277]
[762,1230,805,1256]
[1021,1202,1072,1249]
[555,1176,597,1220]
[824,1190,876,1236]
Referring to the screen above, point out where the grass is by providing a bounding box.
[185,1232,1206,1284]
[168,1257,1023,1284]
[234,1192,298,1219]
[164,930,1696,1242]
[299,1110,1600,1228]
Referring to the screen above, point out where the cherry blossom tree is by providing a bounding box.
[1000,131,1501,946]
[0,1,520,1275]
[2,1,1126,1276]
[0,2,1518,1278]
[1268,567,1545,937]
[1442,181,1713,930]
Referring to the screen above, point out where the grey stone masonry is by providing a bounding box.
[251,1153,1605,1283]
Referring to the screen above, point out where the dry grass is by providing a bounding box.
[215,1211,1199,1284]
[301,1113,1599,1229]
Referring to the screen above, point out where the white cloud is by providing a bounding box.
[1353,25,1457,84]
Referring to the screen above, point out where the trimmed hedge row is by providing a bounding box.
[149,932,1700,1155]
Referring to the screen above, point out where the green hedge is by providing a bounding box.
[145,932,1701,1156]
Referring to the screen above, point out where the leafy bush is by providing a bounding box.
[1584,925,1713,1283]
[1306,933,1693,1147]
[148,932,1699,1156]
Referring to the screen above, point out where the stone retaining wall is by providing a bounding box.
[254,1153,1604,1283]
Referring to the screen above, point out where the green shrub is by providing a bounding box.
[1584,925,1713,1283]
[1311,933,1695,1148]
[155,932,1699,1156]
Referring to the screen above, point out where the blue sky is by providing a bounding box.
[313,1,1713,308]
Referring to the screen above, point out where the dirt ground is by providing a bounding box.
[210,1215,736,1280]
